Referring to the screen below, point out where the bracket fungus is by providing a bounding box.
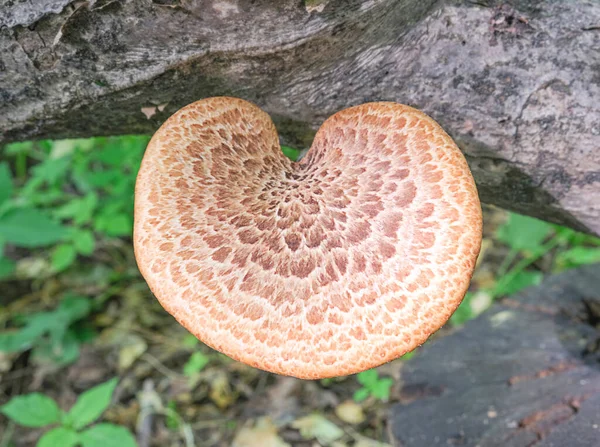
[134,97,482,379]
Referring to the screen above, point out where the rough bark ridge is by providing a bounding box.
[389,263,600,447]
[1,0,599,234]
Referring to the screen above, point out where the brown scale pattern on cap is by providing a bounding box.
[134,97,482,379]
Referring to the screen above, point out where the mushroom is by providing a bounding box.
[134,97,482,379]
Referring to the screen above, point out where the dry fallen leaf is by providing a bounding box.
[305,0,329,13]
[141,106,157,119]
[232,417,290,447]
[117,333,148,371]
[470,291,493,316]
[292,413,344,446]
[209,370,236,409]
[335,400,365,425]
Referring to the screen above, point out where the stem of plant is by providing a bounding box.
[495,236,562,297]
[16,152,27,181]
[497,248,519,278]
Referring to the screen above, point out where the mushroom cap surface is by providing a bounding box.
[134,97,482,379]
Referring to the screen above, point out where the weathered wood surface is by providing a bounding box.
[1,0,600,234]
[389,263,600,447]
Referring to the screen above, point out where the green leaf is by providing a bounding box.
[496,213,552,252]
[401,350,416,361]
[54,193,98,225]
[0,256,16,280]
[51,244,77,272]
[183,352,210,377]
[32,330,81,366]
[65,378,118,430]
[555,247,600,270]
[370,377,393,401]
[0,393,61,427]
[182,334,199,348]
[0,208,69,247]
[37,427,79,447]
[73,229,96,255]
[494,270,543,297]
[0,319,52,353]
[356,369,378,386]
[0,162,14,205]
[0,296,90,354]
[95,145,128,167]
[3,141,33,156]
[29,156,71,185]
[353,388,370,402]
[95,213,131,237]
[57,295,92,323]
[281,145,302,161]
[79,423,137,447]
[85,170,120,189]
[165,401,180,430]
[450,292,476,326]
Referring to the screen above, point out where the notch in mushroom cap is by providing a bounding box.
[134,97,482,379]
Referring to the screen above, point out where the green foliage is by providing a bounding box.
[38,427,80,447]
[0,162,14,205]
[0,378,137,447]
[52,243,78,272]
[450,292,476,326]
[353,369,393,403]
[78,423,137,447]
[165,401,180,430]
[401,349,416,361]
[0,295,92,365]
[0,393,61,427]
[555,246,600,270]
[496,213,553,252]
[0,136,148,276]
[64,378,118,430]
[183,351,210,382]
[452,212,600,327]
[0,208,69,248]
[493,270,543,297]
[494,213,600,294]
[0,255,16,280]
[281,145,302,161]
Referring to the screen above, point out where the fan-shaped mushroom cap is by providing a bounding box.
[134,97,482,379]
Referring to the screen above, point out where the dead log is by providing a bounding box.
[1,0,599,234]
[388,263,600,447]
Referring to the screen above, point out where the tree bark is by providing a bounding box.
[388,263,600,447]
[1,0,599,234]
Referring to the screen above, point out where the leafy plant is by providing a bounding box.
[0,136,148,276]
[183,352,210,378]
[353,369,393,403]
[452,212,600,326]
[0,378,137,447]
[0,295,93,366]
[281,145,302,161]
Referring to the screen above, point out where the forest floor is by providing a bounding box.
[0,137,599,447]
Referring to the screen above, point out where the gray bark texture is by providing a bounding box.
[389,263,600,447]
[1,0,599,234]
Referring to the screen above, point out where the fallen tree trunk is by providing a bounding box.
[1,0,599,234]
[388,263,600,447]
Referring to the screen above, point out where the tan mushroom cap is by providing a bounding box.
[134,97,482,379]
